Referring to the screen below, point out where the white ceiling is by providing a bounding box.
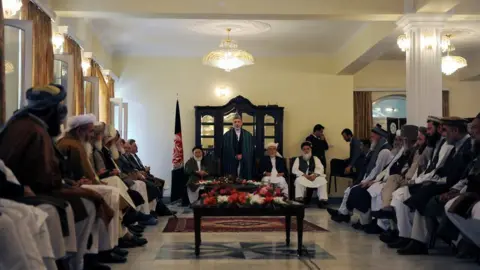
[89,18,367,56]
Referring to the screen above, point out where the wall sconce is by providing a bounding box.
[52,33,65,53]
[397,34,409,52]
[215,86,230,97]
[421,35,436,50]
[4,60,14,74]
[81,60,91,75]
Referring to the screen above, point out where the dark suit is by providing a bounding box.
[258,156,287,179]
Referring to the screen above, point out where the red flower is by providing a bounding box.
[259,187,269,196]
[228,193,239,204]
[201,193,207,198]
[275,188,282,196]
[241,180,247,185]
[220,189,227,195]
[265,192,272,197]
[264,196,274,204]
[203,196,217,206]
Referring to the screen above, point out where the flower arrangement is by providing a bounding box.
[201,185,288,207]
[197,178,262,186]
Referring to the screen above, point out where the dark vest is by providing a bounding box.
[298,156,316,174]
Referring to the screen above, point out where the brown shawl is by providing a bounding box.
[56,134,99,183]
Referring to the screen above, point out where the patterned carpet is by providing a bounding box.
[162,217,328,233]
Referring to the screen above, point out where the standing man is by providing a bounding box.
[341,128,365,180]
[306,124,329,169]
[222,113,255,179]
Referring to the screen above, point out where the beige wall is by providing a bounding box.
[354,60,480,118]
[115,56,354,194]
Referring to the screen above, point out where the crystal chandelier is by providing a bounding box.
[203,28,254,72]
[2,0,22,18]
[397,34,409,52]
[441,35,467,76]
[5,60,14,74]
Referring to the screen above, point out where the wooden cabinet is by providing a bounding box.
[195,95,284,159]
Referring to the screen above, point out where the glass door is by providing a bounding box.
[54,54,74,117]
[4,19,33,119]
[83,76,99,116]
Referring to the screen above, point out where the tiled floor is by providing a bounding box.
[109,203,480,270]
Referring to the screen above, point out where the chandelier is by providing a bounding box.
[203,28,254,72]
[397,33,452,53]
[5,60,14,74]
[441,35,467,76]
[3,0,22,18]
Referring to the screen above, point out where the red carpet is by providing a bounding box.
[162,217,328,233]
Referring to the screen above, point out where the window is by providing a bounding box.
[372,95,406,128]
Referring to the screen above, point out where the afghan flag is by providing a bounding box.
[171,99,186,202]
[172,99,184,168]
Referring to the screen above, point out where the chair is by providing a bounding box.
[328,159,355,194]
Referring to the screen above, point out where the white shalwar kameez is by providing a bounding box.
[292,156,328,201]
[261,156,289,197]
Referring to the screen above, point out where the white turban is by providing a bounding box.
[66,114,96,132]
[395,130,401,137]
[266,142,278,149]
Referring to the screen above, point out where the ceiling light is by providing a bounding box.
[441,35,467,76]
[5,60,14,74]
[2,0,22,18]
[442,55,467,76]
[203,28,254,72]
[440,35,451,53]
[397,34,409,52]
[52,33,65,53]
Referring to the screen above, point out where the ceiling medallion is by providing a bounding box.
[203,28,254,72]
[190,20,271,36]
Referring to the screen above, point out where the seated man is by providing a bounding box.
[328,125,393,222]
[185,146,213,204]
[0,85,115,270]
[126,139,165,190]
[341,128,365,182]
[396,117,473,255]
[292,141,328,208]
[259,142,288,197]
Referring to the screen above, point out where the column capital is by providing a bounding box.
[397,13,451,31]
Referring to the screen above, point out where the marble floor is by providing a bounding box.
[109,203,479,270]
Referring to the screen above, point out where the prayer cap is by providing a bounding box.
[401,125,419,142]
[418,126,428,137]
[441,116,468,127]
[427,116,441,124]
[66,114,96,132]
[104,125,118,143]
[266,142,278,149]
[94,122,105,135]
[371,124,389,138]
[301,141,312,149]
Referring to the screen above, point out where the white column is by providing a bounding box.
[397,14,449,126]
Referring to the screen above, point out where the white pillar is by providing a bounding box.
[397,14,449,126]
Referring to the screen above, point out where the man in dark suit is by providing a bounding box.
[397,117,474,255]
[259,142,288,197]
[341,128,365,182]
[126,139,165,190]
[306,124,329,169]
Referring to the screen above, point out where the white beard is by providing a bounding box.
[94,141,103,151]
[110,145,120,160]
[194,156,203,162]
[302,153,312,161]
[84,142,93,158]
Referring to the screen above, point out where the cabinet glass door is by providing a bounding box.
[200,114,214,149]
[264,113,276,145]
[4,19,32,119]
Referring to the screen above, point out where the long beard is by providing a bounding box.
[110,145,120,160]
[94,141,103,151]
[83,142,93,158]
[302,153,312,161]
[194,156,203,162]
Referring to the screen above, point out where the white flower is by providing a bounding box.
[249,194,265,205]
[217,195,229,204]
[273,197,286,205]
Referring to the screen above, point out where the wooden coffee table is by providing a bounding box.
[191,201,306,256]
